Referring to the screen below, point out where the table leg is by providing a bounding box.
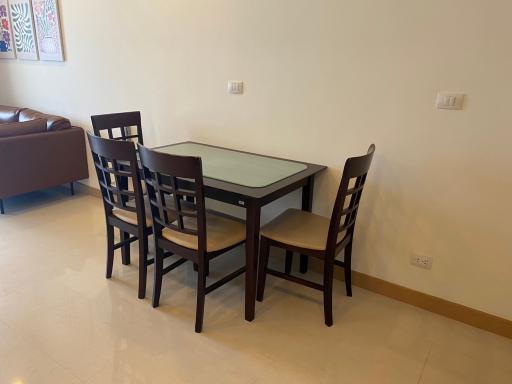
[245,200,261,321]
[300,176,315,273]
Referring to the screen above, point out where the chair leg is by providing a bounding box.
[344,240,353,297]
[285,250,293,275]
[195,257,207,333]
[106,225,114,278]
[144,235,149,256]
[152,244,164,308]
[69,182,75,196]
[121,231,131,265]
[323,259,334,327]
[299,254,309,274]
[138,234,148,299]
[256,237,270,302]
[194,261,209,276]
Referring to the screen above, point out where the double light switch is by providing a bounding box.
[436,92,465,110]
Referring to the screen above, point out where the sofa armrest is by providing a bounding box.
[0,127,89,199]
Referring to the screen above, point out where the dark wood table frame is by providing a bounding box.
[155,142,327,321]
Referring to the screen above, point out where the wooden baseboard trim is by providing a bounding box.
[75,182,101,198]
[306,259,511,338]
[350,270,512,339]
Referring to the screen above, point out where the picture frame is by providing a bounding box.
[9,0,38,60]
[0,0,16,58]
[32,0,63,61]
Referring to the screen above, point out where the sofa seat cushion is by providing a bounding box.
[0,119,47,138]
[19,109,71,131]
[0,106,24,123]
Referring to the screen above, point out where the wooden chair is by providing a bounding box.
[87,132,154,299]
[138,145,247,333]
[256,145,375,326]
[91,111,144,144]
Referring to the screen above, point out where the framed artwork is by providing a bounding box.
[9,0,38,60]
[0,0,15,58]
[32,0,63,61]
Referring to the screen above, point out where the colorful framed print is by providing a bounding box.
[0,0,15,58]
[32,0,63,61]
[9,0,38,60]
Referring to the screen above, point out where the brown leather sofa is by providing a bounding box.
[0,105,89,214]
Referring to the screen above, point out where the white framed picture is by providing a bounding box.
[9,0,38,60]
[32,0,63,61]
[0,0,16,58]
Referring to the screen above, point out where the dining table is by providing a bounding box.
[153,141,327,321]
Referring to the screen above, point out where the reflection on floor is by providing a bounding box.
[0,189,511,383]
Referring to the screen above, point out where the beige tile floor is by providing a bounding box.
[0,189,511,384]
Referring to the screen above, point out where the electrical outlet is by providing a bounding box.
[410,254,433,270]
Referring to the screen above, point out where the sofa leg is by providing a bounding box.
[0,199,4,214]
[69,182,75,196]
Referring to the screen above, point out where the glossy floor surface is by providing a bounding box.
[0,189,511,383]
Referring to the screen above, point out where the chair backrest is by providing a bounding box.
[326,144,376,254]
[91,112,143,145]
[87,132,146,223]
[138,145,207,253]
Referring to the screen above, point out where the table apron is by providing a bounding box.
[258,177,310,207]
[170,174,312,209]
[204,186,248,208]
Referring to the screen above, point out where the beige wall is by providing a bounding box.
[1,0,511,320]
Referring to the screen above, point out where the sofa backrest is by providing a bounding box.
[19,109,72,131]
[0,105,24,123]
[0,118,47,138]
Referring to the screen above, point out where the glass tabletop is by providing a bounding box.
[155,142,308,188]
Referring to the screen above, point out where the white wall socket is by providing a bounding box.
[410,254,433,270]
[228,81,244,95]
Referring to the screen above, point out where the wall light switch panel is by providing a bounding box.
[436,92,465,110]
[228,81,244,95]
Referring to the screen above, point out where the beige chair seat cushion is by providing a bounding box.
[261,209,345,251]
[111,197,192,228]
[111,197,156,227]
[112,207,152,227]
[162,211,245,252]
